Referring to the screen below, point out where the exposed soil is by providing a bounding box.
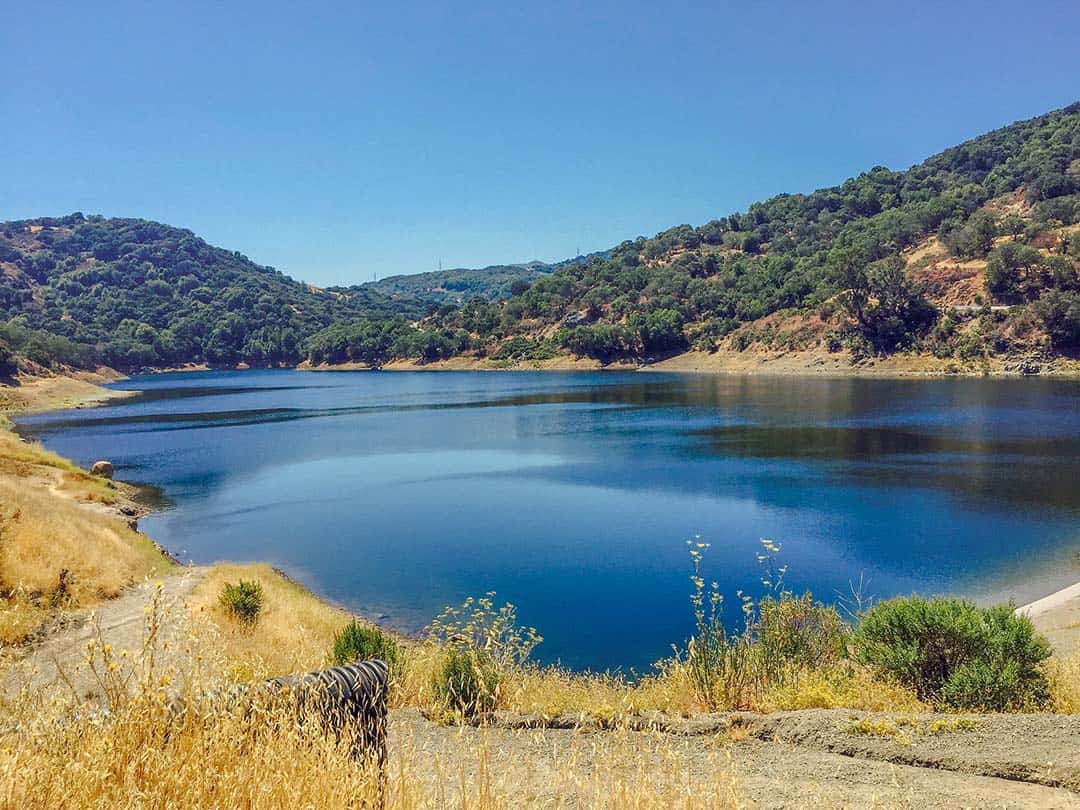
[392,708,1080,808]
[0,369,133,415]
[1,569,205,704]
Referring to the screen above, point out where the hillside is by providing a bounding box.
[306,102,1080,371]
[0,214,425,371]
[357,261,554,304]
[356,250,610,305]
[3,104,1078,375]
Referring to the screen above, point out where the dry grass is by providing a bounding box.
[0,427,116,505]
[1046,642,1080,713]
[0,410,173,644]
[0,477,171,644]
[496,661,927,721]
[189,563,355,680]
[760,666,926,713]
[0,619,389,810]
[0,592,742,809]
[0,696,741,809]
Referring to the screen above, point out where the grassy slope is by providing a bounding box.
[0,417,174,643]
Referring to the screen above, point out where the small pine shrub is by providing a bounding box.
[218,580,264,626]
[332,620,403,675]
[852,596,1052,711]
[432,648,500,718]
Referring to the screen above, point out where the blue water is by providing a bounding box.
[16,370,1080,672]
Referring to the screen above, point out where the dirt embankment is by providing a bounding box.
[300,355,639,372]
[299,348,1080,378]
[391,707,1080,808]
[0,368,134,415]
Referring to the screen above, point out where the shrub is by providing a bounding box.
[331,620,403,676]
[218,580,264,626]
[432,648,501,717]
[685,539,848,710]
[426,592,542,719]
[852,596,1051,710]
[0,339,17,376]
[1036,290,1080,350]
[756,592,847,677]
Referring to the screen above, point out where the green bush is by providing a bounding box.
[0,339,17,376]
[331,620,403,676]
[426,593,541,720]
[756,592,847,674]
[432,648,500,718]
[218,580,264,626]
[852,596,1052,710]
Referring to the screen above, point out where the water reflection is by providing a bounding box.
[15,370,1080,671]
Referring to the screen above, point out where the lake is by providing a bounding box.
[16,370,1080,672]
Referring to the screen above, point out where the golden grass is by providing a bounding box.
[0,410,173,644]
[0,697,741,809]
[497,662,701,720]
[0,479,171,644]
[1046,642,1080,713]
[760,666,926,713]
[0,706,385,810]
[0,600,49,647]
[189,563,355,680]
[0,593,742,809]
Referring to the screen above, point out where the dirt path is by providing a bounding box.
[1,567,206,704]
[390,709,1080,808]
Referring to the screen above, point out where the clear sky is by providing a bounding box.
[3,1,1078,286]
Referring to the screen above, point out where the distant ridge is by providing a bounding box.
[1,102,1077,374]
[355,251,609,304]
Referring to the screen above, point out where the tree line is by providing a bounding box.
[2,103,1078,373]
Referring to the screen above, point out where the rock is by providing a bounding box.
[1018,359,1041,375]
[90,460,114,479]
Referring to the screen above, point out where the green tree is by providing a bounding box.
[985,242,1044,302]
[1035,290,1080,349]
[642,308,686,352]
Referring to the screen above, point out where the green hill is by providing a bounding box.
[355,250,609,305]
[357,262,554,304]
[0,214,425,371]
[3,103,1078,375]
[306,102,1080,368]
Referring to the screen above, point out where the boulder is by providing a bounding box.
[90,460,114,479]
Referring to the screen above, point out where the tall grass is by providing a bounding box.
[1046,642,1080,713]
[1,589,742,809]
[0,479,170,643]
[189,563,354,680]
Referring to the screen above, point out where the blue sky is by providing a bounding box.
[3,1,1078,286]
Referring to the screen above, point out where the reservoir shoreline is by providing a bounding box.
[7,371,1080,659]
